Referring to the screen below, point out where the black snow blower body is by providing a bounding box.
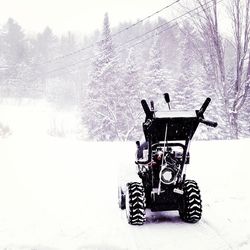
[118,93,217,225]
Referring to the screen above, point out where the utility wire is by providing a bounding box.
[38,0,181,65]
[108,0,221,53]
[44,0,221,76]
[111,0,181,37]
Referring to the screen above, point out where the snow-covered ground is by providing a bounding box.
[0,98,84,139]
[0,101,250,250]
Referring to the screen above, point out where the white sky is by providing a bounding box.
[0,0,177,35]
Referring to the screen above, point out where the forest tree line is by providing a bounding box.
[0,0,249,140]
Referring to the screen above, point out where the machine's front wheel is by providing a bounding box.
[179,180,202,223]
[126,182,146,225]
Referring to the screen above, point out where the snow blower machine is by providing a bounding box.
[118,93,217,225]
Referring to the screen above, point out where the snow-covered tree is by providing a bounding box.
[0,18,32,97]
[144,31,166,104]
[189,0,250,139]
[31,27,60,98]
[121,47,144,140]
[33,27,59,62]
[56,32,83,106]
[175,22,199,110]
[85,13,124,140]
[1,18,27,65]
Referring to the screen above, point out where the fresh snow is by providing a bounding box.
[0,101,250,250]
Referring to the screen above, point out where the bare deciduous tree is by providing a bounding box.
[228,0,250,138]
[184,0,250,138]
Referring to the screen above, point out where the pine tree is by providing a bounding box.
[34,27,58,61]
[144,31,166,105]
[56,32,81,107]
[32,27,60,99]
[175,22,202,110]
[1,18,27,65]
[122,47,144,140]
[86,13,123,140]
[1,18,31,98]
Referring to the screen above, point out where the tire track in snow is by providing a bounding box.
[198,219,234,250]
[118,210,234,250]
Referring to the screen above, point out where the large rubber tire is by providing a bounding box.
[118,186,126,210]
[179,180,202,223]
[125,182,146,225]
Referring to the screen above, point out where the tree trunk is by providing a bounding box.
[230,112,239,139]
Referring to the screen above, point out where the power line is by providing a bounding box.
[108,0,221,53]
[38,0,181,65]
[44,0,221,76]
[111,0,181,37]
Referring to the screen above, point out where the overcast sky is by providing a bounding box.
[0,0,178,35]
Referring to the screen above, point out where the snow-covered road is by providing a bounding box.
[0,135,250,250]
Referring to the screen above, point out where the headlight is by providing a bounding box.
[160,166,177,184]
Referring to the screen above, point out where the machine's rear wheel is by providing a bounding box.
[126,182,146,225]
[179,180,202,223]
[118,186,126,210]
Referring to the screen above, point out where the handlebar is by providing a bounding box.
[197,98,211,117]
[199,118,218,128]
[141,97,217,128]
[141,100,153,119]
